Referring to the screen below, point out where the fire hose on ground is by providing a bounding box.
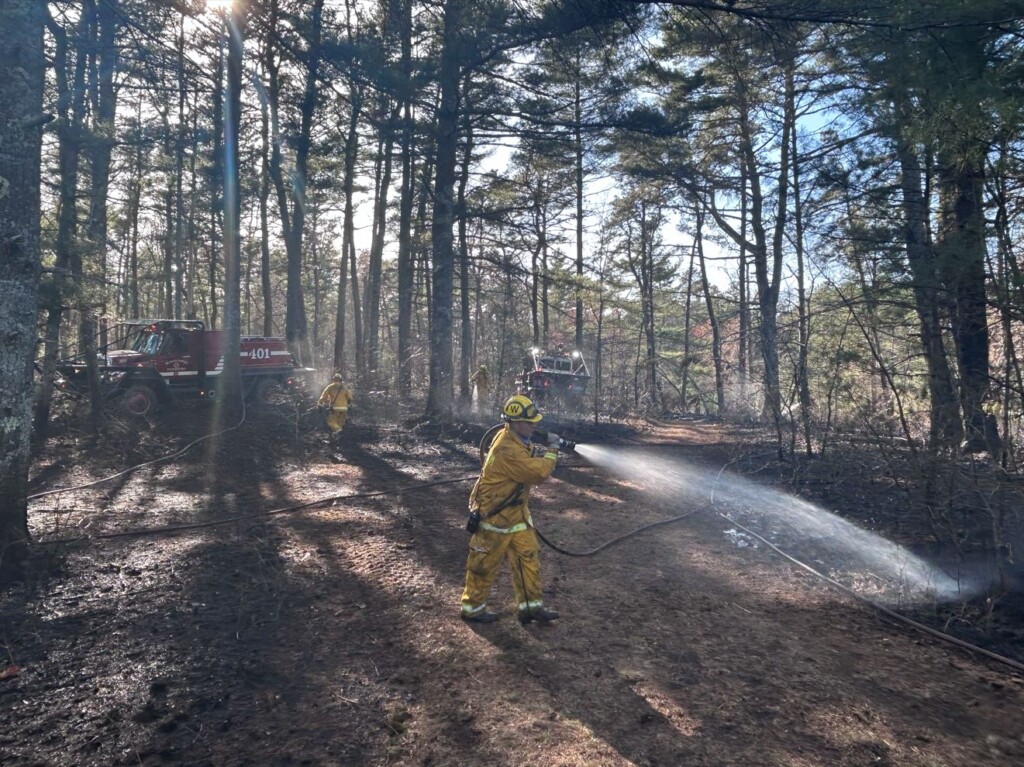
[26,432,1024,676]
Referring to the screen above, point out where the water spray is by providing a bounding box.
[574,445,971,606]
[479,431,968,607]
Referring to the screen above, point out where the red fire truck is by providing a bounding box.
[57,319,314,416]
[518,347,591,409]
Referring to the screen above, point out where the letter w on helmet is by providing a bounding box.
[502,394,542,423]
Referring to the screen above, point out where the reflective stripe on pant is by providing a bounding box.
[460,526,543,616]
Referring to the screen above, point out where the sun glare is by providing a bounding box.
[207,0,233,13]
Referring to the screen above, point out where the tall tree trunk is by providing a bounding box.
[682,247,694,410]
[216,0,246,417]
[695,205,725,415]
[530,239,541,346]
[413,138,436,374]
[208,40,224,331]
[258,66,273,336]
[594,259,606,425]
[738,166,749,403]
[35,7,88,436]
[425,0,462,419]
[937,152,996,455]
[366,101,399,383]
[186,99,200,319]
[541,207,550,347]
[173,12,186,320]
[573,70,585,350]
[892,98,962,451]
[396,0,415,396]
[265,0,320,366]
[762,55,793,446]
[334,93,362,373]
[643,223,658,410]
[286,0,323,366]
[162,178,174,316]
[348,218,364,379]
[791,114,812,456]
[456,101,474,407]
[992,139,1024,468]
[126,124,143,319]
[625,203,659,412]
[82,0,118,437]
[0,0,46,575]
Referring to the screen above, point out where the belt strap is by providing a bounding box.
[482,483,526,520]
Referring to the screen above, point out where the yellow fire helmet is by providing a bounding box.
[502,394,542,423]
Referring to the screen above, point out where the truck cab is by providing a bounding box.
[519,347,590,408]
[57,319,313,416]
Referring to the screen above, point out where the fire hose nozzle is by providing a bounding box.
[532,430,576,454]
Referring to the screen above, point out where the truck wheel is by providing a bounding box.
[120,384,157,417]
[252,378,288,408]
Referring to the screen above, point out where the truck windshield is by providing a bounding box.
[130,331,162,355]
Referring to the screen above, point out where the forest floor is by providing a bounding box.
[3,403,1024,767]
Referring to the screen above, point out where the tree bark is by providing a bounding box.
[937,150,996,454]
[892,97,962,451]
[216,0,246,418]
[682,246,694,410]
[208,39,224,331]
[265,0,320,366]
[173,12,186,319]
[34,7,89,436]
[82,0,118,437]
[573,69,585,350]
[396,0,415,396]
[258,58,272,336]
[425,0,463,419]
[456,98,474,407]
[0,0,46,576]
[791,114,812,456]
[366,100,399,384]
[333,93,362,373]
[695,205,725,415]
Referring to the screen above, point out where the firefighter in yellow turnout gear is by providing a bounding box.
[318,374,353,443]
[461,394,561,625]
[469,364,489,412]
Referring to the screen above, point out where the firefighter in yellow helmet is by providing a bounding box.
[460,394,561,624]
[318,373,353,445]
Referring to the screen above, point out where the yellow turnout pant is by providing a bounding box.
[461,524,545,618]
[326,408,348,434]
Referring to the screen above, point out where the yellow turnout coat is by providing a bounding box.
[460,425,557,620]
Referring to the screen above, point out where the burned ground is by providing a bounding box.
[2,407,1023,766]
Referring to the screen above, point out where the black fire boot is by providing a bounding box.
[519,607,559,625]
[462,611,500,624]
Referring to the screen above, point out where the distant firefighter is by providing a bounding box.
[470,364,490,411]
[318,373,353,444]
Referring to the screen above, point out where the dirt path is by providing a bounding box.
[2,418,1023,766]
